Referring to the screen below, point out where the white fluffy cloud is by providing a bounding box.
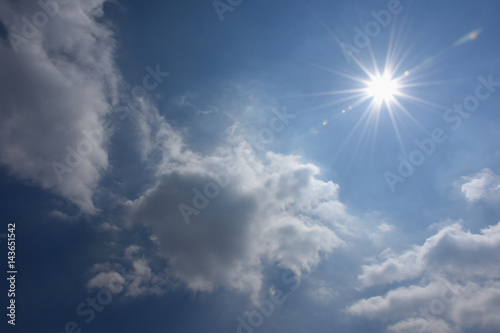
[460,168,500,204]
[358,222,500,287]
[124,138,349,298]
[0,0,120,213]
[349,222,500,332]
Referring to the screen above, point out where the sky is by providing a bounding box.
[0,0,500,332]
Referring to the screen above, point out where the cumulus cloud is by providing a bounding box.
[67,72,355,300]
[358,223,500,287]
[0,0,120,213]
[349,222,500,332]
[87,245,167,297]
[460,168,500,204]
[124,140,348,298]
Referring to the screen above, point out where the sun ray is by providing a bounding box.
[349,104,380,166]
[298,58,370,84]
[395,91,446,110]
[369,108,382,164]
[291,88,369,98]
[293,10,478,165]
[386,102,407,156]
[331,114,370,162]
[390,98,430,135]
[295,92,370,117]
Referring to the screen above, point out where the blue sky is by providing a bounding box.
[1,0,500,332]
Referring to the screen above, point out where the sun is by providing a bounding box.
[365,73,400,105]
[291,10,447,164]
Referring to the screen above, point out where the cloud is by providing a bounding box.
[307,279,337,303]
[0,0,120,213]
[121,127,349,298]
[387,317,454,333]
[349,222,500,332]
[460,168,500,204]
[87,245,167,297]
[358,222,500,287]
[87,271,126,293]
[350,280,500,332]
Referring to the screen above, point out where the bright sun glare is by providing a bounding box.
[294,10,477,164]
[366,74,399,105]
